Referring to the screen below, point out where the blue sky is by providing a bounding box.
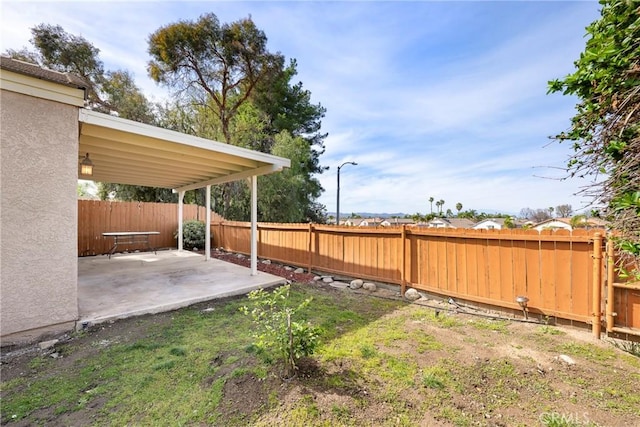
[1,1,602,216]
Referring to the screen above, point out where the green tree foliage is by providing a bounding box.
[548,0,639,268]
[6,24,155,119]
[259,132,325,223]
[147,13,328,222]
[503,216,516,229]
[148,13,283,144]
[102,70,156,123]
[5,24,169,203]
[77,182,93,198]
[250,58,328,178]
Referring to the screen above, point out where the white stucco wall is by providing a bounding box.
[1,89,79,341]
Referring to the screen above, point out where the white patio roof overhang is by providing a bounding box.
[78,109,291,274]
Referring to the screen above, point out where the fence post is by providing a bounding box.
[606,237,615,333]
[401,225,407,296]
[308,223,314,274]
[592,233,603,338]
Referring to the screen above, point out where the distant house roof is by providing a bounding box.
[533,218,572,230]
[1,56,88,91]
[382,218,415,225]
[533,217,607,231]
[473,218,506,229]
[426,218,475,229]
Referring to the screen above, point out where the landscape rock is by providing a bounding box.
[38,339,58,350]
[329,281,349,289]
[236,253,245,259]
[284,266,294,271]
[404,288,421,301]
[362,282,377,291]
[261,259,272,264]
[556,354,576,366]
[349,279,364,289]
[322,276,334,283]
[294,267,305,274]
[313,276,322,281]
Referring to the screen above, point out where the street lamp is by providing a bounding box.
[336,161,357,226]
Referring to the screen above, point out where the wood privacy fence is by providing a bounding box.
[212,221,640,337]
[76,202,639,337]
[78,200,221,256]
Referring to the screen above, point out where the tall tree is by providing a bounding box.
[455,202,463,214]
[102,70,156,123]
[23,23,107,110]
[555,204,573,218]
[548,0,639,271]
[4,24,168,202]
[520,207,552,223]
[147,13,328,222]
[148,13,283,144]
[429,196,434,214]
[258,132,324,222]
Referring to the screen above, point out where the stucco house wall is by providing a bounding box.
[1,68,84,343]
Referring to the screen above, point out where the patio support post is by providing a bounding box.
[178,190,185,251]
[205,185,211,260]
[250,175,258,276]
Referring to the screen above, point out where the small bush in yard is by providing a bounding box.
[175,220,206,249]
[240,284,320,378]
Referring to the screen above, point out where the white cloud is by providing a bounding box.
[1,1,601,216]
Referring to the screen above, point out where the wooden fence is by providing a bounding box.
[212,221,640,336]
[78,200,218,255]
[76,202,639,337]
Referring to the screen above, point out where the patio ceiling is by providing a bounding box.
[78,109,290,192]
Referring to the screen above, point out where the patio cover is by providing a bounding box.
[78,109,291,274]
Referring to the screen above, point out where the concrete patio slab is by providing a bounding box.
[78,250,286,326]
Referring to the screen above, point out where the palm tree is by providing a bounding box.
[429,197,434,214]
[570,214,587,228]
[503,216,515,229]
[455,202,463,215]
[438,199,445,215]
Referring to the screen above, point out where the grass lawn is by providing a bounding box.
[1,282,639,426]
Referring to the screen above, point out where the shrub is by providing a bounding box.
[240,284,321,378]
[175,220,206,249]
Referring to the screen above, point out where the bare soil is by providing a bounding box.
[2,252,639,426]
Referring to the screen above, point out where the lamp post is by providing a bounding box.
[336,161,357,226]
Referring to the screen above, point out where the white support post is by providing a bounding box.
[205,185,211,261]
[178,190,185,251]
[250,175,257,276]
